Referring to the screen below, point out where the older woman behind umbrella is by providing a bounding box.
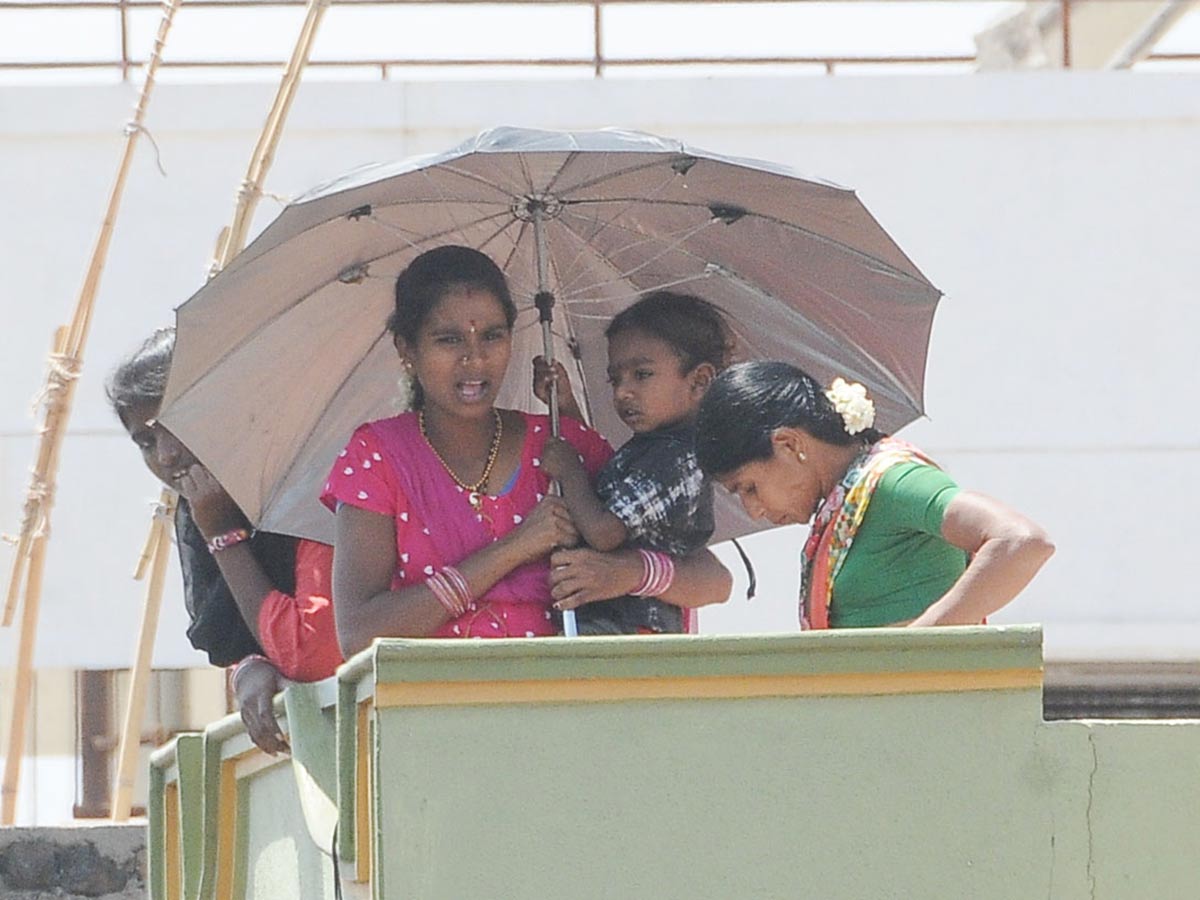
[109,328,342,753]
[695,361,1053,629]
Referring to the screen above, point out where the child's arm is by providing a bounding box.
[541,438,628,552]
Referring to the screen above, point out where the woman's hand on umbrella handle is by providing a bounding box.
[549,546,639,610]
[177,463,247,537]
[507,495,578,564]
[532,356,583,421]
[233,657,289,756]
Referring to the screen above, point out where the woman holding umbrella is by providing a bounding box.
[323,246,733,654]
[695,361,1053,630]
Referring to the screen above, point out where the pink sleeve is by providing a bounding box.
[256,540,343,682]
[320,424,398,518]
[560,415,614,479]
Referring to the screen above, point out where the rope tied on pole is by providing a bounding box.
[3,477,51,547]
[32,351,83,416]
[122,122,168,177]
[2,351,80,547]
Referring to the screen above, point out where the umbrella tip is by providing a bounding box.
[338,263,370,285]
[346,204,372,221]
[672,156,698,176]
[709,204,747,226]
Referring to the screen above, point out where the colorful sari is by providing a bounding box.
[798,438,938,630]
[322,412,611,637]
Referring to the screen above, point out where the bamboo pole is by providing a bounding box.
[133,487,177,581]
[2,327,68,825]
[111,498,176,821]
[0,535,48,824]
[0,0,182,825]
[3,0,183,629]
[210,0,330,274]
[107,0,329,821]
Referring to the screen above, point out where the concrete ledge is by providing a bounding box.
[0,824,145,900]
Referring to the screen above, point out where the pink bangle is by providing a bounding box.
[229,653,272,694]
[630,550,675,597]
[426,566,474,618]
[207,527,251,554]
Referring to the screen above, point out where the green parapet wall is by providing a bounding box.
[149,732,206,900]
[150,627,1200,900]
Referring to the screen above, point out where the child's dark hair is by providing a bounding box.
[695,360,884,478]
[107,327,175,423]
[605,291,735,373]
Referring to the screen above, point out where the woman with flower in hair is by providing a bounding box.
[695,361,1054,629]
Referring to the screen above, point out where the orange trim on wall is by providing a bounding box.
[163,782,181,900]
[214,758,239,900]
[355,699,372,885]
[373,668,1042,709]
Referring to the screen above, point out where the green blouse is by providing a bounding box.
[828,462,968,628]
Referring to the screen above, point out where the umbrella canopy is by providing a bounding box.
[160,126,942,544]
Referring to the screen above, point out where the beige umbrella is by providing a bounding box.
[159,126,942,547]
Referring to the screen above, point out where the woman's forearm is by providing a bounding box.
[209,544,276,643]
[910,534,1054,626]
[336,528,534,655]
[911,491,1055,627]
[659,549,734,609]
[550,547,733,611]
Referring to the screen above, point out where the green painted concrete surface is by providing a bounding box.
[149,628,1200,900]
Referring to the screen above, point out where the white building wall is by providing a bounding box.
[0,72,1197,681]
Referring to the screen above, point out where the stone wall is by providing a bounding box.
[0,825,145,900]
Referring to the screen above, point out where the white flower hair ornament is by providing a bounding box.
[394,366,416,413]
[825,377,876,436]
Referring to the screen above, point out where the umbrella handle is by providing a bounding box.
[532,206,576,638]
[562,609,578,637]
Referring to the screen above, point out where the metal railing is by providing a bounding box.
[1,0,1196,80]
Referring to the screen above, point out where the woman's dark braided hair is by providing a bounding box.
[695,360,884,478]
[606,290,735,373]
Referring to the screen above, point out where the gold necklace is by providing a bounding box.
[419,409,504,512]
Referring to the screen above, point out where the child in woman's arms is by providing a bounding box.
[535,291,735,634]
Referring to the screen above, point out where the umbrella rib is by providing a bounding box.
[554,212,720,300]
[540,240,599,425]
[564,199,932,288]
[551,166,685,299]
[560,269,717,309]
[539,151,578,197]
[498,219,531,288]
[414,162,526,204]
[418,153,686,209]
[548,154,687,197]
[555,205,936,340]
[473,216,524,262]
[715,270,920,410]
[175,208,516,396]
[549,208,927,409]
[418,168,490,248]
[261,331,395,519]
[362,206,514,251]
